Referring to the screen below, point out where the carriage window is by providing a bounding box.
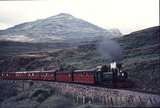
[6,74,8,76]
[32,73,34,76]
[68,74,71,78]
[86,73,89,76]
[46,73,48,76]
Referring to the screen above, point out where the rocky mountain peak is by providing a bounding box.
[47,13,75,20]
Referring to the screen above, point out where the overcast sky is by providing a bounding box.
[0,0,159,34]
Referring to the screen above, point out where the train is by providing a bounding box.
[0,62,128,87]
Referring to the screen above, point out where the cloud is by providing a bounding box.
[0,0,35,1]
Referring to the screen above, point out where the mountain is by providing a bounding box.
[108,29,122,37]
[0,13,120,43]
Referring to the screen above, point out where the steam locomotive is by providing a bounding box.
[0,62,128,87]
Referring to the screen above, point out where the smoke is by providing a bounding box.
[97,37,123,62]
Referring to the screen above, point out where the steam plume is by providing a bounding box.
[97,37,123,62]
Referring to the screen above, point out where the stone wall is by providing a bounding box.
[1,80,160,107]
[51,82,160,107]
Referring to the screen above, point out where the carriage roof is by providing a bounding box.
[74,69,95,72]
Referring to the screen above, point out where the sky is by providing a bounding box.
[0,0,159,34]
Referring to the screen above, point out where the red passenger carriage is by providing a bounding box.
[0,63,128,87]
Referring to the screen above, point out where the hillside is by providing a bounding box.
[0,26,159,107]
[118,26,160,93]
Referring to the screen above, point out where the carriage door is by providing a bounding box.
[95,71,103,83]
